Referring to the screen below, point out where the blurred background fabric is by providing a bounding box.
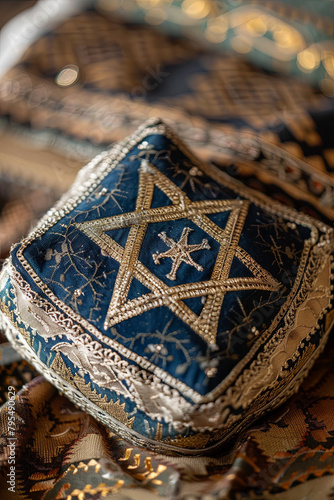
[96,0,334,88]
[0,1,334,499]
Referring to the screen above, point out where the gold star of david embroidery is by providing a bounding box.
[75,160,280,344]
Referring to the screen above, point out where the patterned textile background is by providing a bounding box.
[95,0,334,88]
[1,335,334,498]
[0,1,334,499]
[1,8,334,222]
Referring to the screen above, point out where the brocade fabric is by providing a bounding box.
[96,0,334,88]
[1,9,334,220]
[1,338,334,498]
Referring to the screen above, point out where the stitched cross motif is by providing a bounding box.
[153,228,210,281]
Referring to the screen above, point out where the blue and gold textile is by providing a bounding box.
[0,119,333,454]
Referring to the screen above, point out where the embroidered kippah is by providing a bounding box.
[0,119,333,455]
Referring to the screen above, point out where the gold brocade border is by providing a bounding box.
[1,297,333,455]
